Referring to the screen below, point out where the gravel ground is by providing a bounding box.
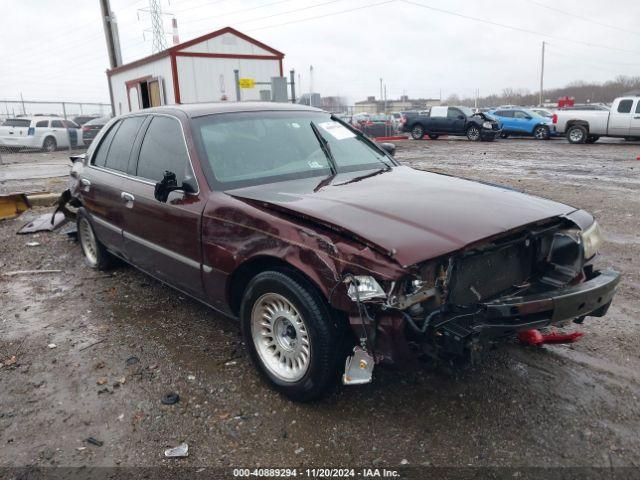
[0,137,639,477]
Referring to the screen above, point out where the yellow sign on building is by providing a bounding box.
[239,78,255,89]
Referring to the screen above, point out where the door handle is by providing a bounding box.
[121,192,135,208]
[80,178,91,192]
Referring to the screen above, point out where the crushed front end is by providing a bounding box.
[338,212,620,383]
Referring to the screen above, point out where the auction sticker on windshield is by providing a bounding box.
[319,121,356,140]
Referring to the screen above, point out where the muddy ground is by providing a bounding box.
[1,138,639,476]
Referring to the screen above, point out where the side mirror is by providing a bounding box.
[154,171,182,203]
[379,142,396,156]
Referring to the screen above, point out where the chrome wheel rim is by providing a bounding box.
[79,218,98,266]
[534,127,547,139]
[569,128,583,142]
[250,293,311,383]
[412,126,423,138]
[468,127,480,140]
[44,139,55,152]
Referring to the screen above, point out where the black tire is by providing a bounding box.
[499,132,510,139]
[428,134,439,140]
[466,125,481,142]
[77,209,113,270]
[533,125,550,140]
[240,270,344,402]
[585,135,600,144]
[566,125,588,144]
[410,124,424,140]
[42,136,57,152]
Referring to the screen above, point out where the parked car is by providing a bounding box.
[489,108,556,139]
[553,95,640,143]
[0,116,83,152]
[73,115,100,126]
[82,115,112,145]
[401,106,500,141]
[356,114,396,137]
[68,102,619,401]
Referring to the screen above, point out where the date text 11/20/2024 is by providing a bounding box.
[232,468,401,477]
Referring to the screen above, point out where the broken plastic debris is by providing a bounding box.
[161,392,180,405]
[187,375,196,381]
[17,211,67,234]
[164,443,188,458]
[25,242,40,247]
[125,356,139,366]
[86,437,103,447]
[96,378,107,385]
[47,343,57,349]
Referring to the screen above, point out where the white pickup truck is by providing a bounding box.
[553,95,640,144]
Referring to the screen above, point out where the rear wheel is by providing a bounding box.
[585,135,600,144]
[42,136,57,152]
[533,125,550,140]
[466,125,481,141]
[567,125,588,144]
[77,210,113,270]
[410,124,424,140]
[428,134,439,140]
[499,132,510,139]
[240,270,344,402]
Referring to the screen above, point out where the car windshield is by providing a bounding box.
[193,111,392,189]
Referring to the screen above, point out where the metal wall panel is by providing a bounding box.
[180,32,274,56]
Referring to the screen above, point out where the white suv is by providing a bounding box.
[0,116,83,152]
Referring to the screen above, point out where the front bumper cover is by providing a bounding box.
[479,269,620,333]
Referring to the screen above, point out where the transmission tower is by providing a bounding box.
[138,0,170,53]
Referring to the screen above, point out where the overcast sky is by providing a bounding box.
[1,0,639,106]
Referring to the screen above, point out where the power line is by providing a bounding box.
[246,0,395,32]
[524,0,640,38]
[401,0,640,56]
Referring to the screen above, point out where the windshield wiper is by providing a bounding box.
[310,121,339,191]
[334,167,388,187]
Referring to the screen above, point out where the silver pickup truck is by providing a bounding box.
[553,95,640,143]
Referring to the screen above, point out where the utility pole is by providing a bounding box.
[539,41,545,107]
[99,0,121,69]
[379,78,383,102]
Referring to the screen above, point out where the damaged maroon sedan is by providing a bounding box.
[69,103,620,401]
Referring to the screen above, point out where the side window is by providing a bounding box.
[136,116,191,184]
[92,121,121,167]
[635,101,640,114]
[35,120,48,128]
[447,108,462,119]
[51,120,64,128]
[617,100,633,113]
[64,120,79,128]
[104,116,146,172]
[501,111,514,118]
[514,111,529,119]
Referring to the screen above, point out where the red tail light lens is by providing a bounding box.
[552,114,558,124]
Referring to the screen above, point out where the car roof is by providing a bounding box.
[130,102,324,119]
[7,116,67,121]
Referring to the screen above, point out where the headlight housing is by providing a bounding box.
[581,221,603,260]
[482,121,493,129]
[346,276,387,302]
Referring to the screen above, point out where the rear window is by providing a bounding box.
[92,121,121,168]
[4,119,31,127]
[51,120,65,128]
[104,116,145,172]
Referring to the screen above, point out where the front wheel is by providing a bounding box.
[499,132,510,139]
[240,270,344,402]
[466,125,481,142]
[410,124,425,140]
[567,125,588,144]
[533,125,550,140]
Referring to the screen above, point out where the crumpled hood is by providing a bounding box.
[227,166,575,267]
